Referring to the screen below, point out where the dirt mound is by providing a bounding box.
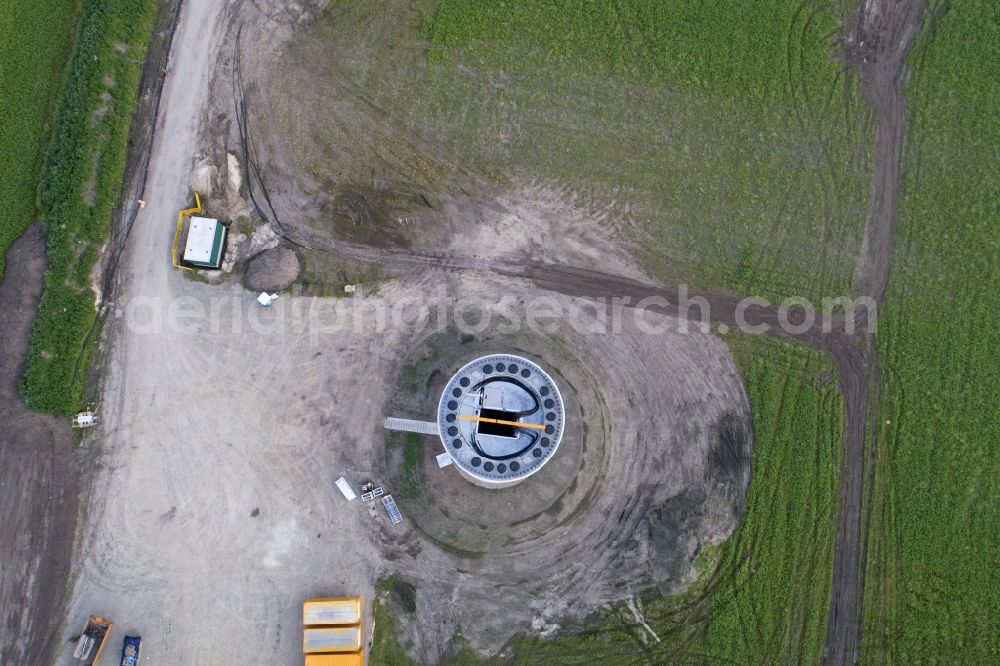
[243,246,300,292]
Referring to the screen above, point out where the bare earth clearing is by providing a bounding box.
[0,0,923,663]
[55,2,748,663]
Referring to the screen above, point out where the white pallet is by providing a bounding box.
[382,494,403,525]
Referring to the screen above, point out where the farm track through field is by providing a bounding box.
[825,0,926,663]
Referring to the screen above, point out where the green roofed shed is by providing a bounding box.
[183,216,227,268]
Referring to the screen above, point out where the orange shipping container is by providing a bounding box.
[304,651,364,666]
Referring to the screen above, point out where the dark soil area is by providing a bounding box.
[244,246,301,292]
[0,223,81,665]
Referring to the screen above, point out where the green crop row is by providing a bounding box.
[0,1,79,278]
[693,335,842,662]
[862,1,1000,661]
[19,0,158,414]
[423,0,840,102]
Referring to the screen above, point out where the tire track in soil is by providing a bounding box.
[39,0,922,660]
[0,223,80,666]
[783,0,858,300]
[823,0,926,663]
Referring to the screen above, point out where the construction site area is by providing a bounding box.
[47,3,752,663]
[0,0,946,664]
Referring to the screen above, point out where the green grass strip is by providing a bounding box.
[20,0,158,415]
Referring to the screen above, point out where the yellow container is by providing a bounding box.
[303,626,361,654]
[304,651,364,666]
[303,597,363,627]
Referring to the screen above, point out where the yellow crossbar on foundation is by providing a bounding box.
[458,415,545,431]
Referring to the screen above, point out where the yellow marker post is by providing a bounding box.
[172,192,202,271]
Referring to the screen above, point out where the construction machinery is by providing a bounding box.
[72,616,112,665]
[119,635,142,666]
[302,597,364,666]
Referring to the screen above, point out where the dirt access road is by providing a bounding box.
[56,1,371,663]
[826,0,927,662]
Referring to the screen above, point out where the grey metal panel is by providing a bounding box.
[383,417,439,435]
[382,494,403,524]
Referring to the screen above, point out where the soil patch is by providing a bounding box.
[243,246,301,292]
[0,223,80,665]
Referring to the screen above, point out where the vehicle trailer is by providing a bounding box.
[72,616,113,665]
[120,635,142,666]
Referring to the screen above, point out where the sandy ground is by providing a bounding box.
[60,272,748,665]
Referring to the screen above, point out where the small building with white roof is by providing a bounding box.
[183,216,227,269]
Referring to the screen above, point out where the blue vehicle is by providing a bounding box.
[119,636,141,666]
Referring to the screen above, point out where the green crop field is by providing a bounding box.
[372,336,843,663]
[19,0,158,414]
[689,336,842,662]
[0,1,79,278]
[862,1,1000,661]
[272,0,870,304]
[423,1,837,98]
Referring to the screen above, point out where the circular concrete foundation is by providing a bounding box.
[437,354,565,488]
